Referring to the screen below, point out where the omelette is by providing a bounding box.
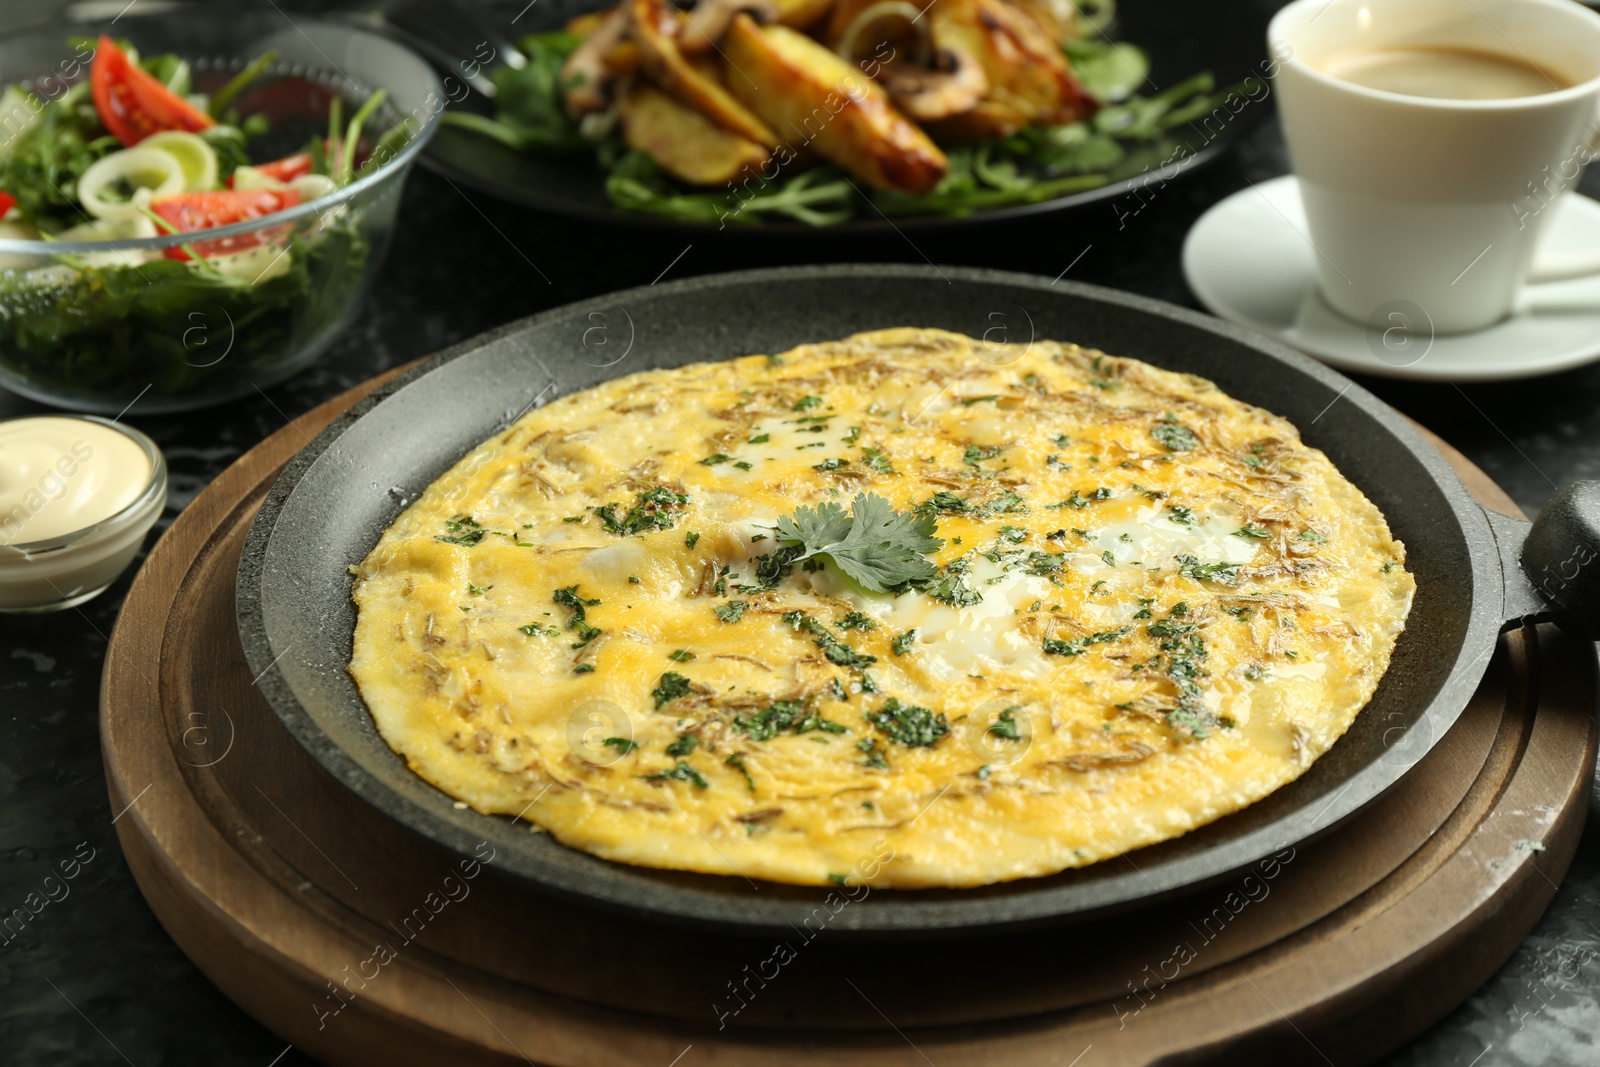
[348,329,1414,888]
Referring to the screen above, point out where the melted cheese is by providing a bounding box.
[350,329,1415,888]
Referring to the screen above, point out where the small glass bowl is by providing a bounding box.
[0,416,166,612]
[0,10,444,413]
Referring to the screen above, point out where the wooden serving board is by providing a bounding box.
[101,367,1598,1067]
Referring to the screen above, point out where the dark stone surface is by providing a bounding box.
[1,1,1597,1064]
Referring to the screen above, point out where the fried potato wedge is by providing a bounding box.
[630,0,780,146]
[723,16,948,194]
[930,0,1096,127]
[622,82,771,185]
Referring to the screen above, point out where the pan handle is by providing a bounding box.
[1492,481,1600,638]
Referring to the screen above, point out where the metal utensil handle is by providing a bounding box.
[1496,481,1600,638]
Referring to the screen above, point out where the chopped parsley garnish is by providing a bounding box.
[867,697,949,747]
[1043,627,1130,656]
[913,565,984,607]
[666,733,698,756]
[1235,526,1271,539]
[1053,487,1112,509]
[715,600,748,624]
[651,671,692,709]
[700,454,732,466]
[977,490,1028,517]
[792,395,823,411]
[860,447,895,474]
[553,586,603,647]
[838,612,877,631]
[1298,529,1329,543]
[749,433,770,444]
[468,583,489,596]
[1101,550,1117,567]
[1176,555,1242,585]
[1053,434,1070,448]
[963,444,1002,465]
[960,394,1000,406]
[518,622,559,637]
[858,738,890,770]
[734,461,753,471]
[733,699,847,741]
[684,531,701,549]
[1151,417,1198,452]
[668,649,696,662]
[987,706,1023,740]
[773,492,942,593]
[643,761,708,788]
[842,426,862,445]
[1025,551,1065,581]
[594,487,689,537]
[891,630,917,656]
[603,737,638,754]
[436,515,485,547]
[726,753,756,792]
[918,491,971,515]
[1167,505,1196,526]
[999,525,1028,543]
[813,458,850,471]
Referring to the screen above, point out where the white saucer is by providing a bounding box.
[1182,175,1600,381]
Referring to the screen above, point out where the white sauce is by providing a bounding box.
[0,418,149,543]
[0,417,164,612]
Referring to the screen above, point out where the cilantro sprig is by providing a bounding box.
[771,492,942,593]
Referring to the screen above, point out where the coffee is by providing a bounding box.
[1320,46,1566,99]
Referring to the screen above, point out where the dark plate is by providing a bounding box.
[238,265,1503,938]
[404,0,1278,233]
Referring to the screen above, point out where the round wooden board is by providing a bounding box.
[101,367,1598,1067]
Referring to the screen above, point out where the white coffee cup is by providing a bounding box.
[1270,0,1600,334]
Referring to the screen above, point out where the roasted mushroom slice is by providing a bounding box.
[882,47,988,122]
[929,0,1097,128]
[562,4,632,116]
[680,0,780,53]
[621,82,771,185]
[723,14,948,194]
[631,0,780,146]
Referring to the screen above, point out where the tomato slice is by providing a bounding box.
[149,188,300,260]
[91,35,215,146]
[0,191,15,218]
[252,152,313,184]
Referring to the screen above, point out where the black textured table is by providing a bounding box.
[1,3,1598,1065]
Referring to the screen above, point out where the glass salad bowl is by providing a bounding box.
[0,10,443,413]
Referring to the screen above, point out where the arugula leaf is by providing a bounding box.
[774,493,942,593]
[439,33,590,155]
[605,151,856,226]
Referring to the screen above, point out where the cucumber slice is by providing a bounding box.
[0,86,41,162]
[56,216,162,269]
[141,130,219,191]
[230,164,287,191]
[77,146,186,220]
[290,174,337,202]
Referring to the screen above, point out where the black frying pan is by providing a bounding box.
[236,265,1600,938]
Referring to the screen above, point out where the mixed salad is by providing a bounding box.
[443,0,1245,224]
[0,36,403,402]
